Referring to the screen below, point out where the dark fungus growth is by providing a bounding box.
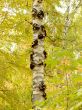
[37,10,44,19]
[33,23,40,31]
[32,40,38,48]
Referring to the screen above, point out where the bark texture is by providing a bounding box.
[30,0,47,109]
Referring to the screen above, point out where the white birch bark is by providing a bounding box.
[30,0,47,109]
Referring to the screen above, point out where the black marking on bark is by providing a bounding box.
[41,25,45,31]
[39,81,46,91]
[38,62,44,65]
[32,8,37,17]
[30,62,35,70]
[43,92,47,99]
[38,34,45,39]
[32,40,38,48]
[37,0,43,3]
[43,30,46,36]
[43,50,47,59]
[44,63,46,67]
[33,23,40,31]
[30,52,34,61]
[37,10,44,19]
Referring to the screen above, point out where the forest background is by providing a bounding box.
[0,0,82,110]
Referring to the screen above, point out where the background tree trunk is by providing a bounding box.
[30,0,47,109]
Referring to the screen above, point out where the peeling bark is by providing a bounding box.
[30,0,47,109]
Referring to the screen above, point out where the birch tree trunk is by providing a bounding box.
[30,0,47,109]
